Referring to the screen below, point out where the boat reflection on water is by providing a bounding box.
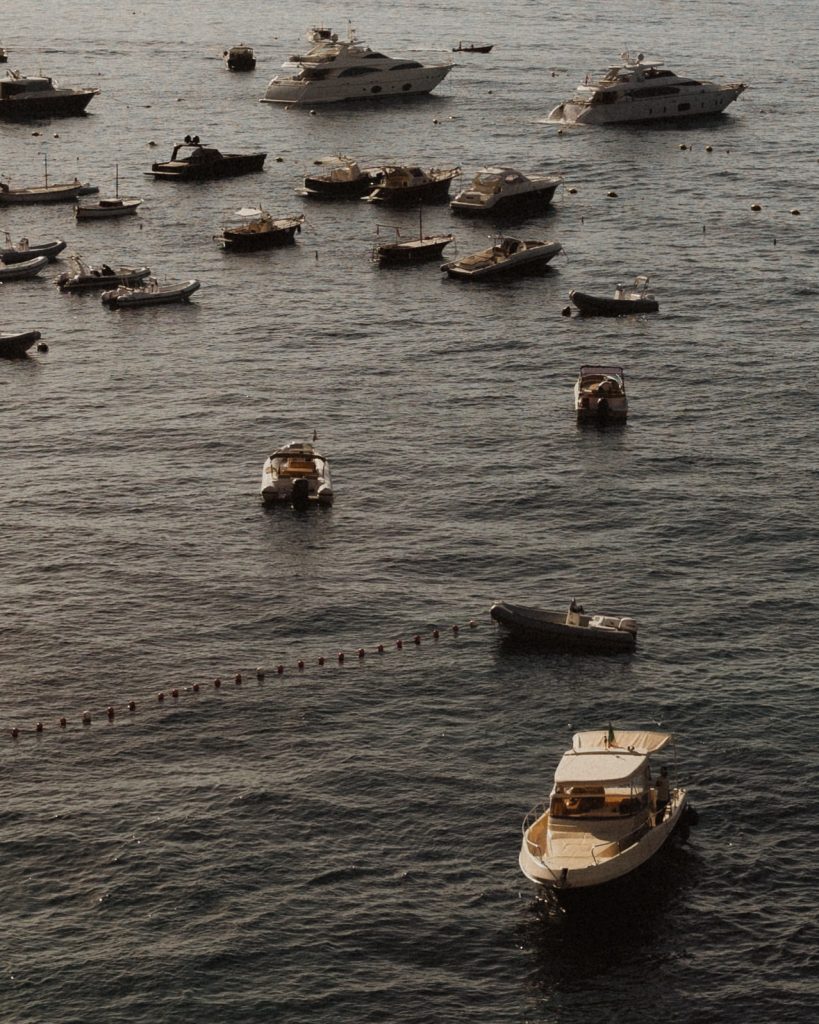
[516,841,701,998]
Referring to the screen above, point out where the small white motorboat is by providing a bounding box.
[260,441,333,507]
[519,727,691,892]
[0,254,49,280]
[574,365,628,422]
[101,278,200,308]
[450,167,562,216]
[442,237,562,280]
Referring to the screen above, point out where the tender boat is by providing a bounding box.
[299,156,375,199]
[490,599,637,652]
[574,365,628,422]
[450,167,562,216]
[0,255,49,280]
[1,233,66,263]
[570,275,659,316]
[215,208,304,252]
[548,51,746,125]
[261,25,452,105]
[365,165,460,206]
[452,42,493,54]
[0,329,41,358]
[372,211,453,264]
[56,257,151,292]
[260,441,333,507]
[147,136,266,180]
[224,45,256,71]
[0,69,98,118]
[0,47,8,64]
[101,279,200,309]
[442,237,562,280]
[519,727,689,892]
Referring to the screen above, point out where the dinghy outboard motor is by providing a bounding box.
[291,476,310,508]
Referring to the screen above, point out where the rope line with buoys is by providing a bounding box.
[4,618,482,743]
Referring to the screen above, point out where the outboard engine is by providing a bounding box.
[291,477,310,508]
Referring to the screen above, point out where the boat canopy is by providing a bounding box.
[572,729,671,755]
[555,750,647,784]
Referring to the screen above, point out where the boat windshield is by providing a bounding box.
[550,779,650,819]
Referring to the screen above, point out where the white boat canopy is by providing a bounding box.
[572,729,672,755]
[555,751,647,785]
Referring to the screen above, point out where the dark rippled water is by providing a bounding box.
[2,2,818,1021]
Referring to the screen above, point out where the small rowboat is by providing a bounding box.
[372,209,453,264]
[101,278,200,308]
[0,329,41,358]
[453,42,493,53]
[0,254,49,280]
[1,234,66,263]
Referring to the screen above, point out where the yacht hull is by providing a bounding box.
[262,65,451,105]
[550,85,743,125]
[451,182,558,216]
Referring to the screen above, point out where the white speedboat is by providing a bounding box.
[260,441,333,507]
[548,52,745,125]
[442,237,561,280]
[574,365,628,422]
[519,728,689,892]
[450,167,562,216]
[261,25,452,105]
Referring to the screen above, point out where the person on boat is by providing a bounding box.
[655,766,670,824]
[569,598,584,614]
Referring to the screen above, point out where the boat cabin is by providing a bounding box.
[1,74,56,98]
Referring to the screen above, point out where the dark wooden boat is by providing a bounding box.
[1,235,66,263]
[453,42,493,53]
[0,70,98,118]
[301,157,375,199]
[0,329,41,358]
[491,600,637,653]
[372,209,453,264]
[224,45,256,71]
[147,136,266,181]
[215,209,304,252]
[365,165,460,206]
[570,275,659,316]
[56,258,152,292]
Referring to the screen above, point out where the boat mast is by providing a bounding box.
[43,152,48,187]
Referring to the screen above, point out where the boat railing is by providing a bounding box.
[590,819,651,864]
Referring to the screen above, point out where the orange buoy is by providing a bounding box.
[256,667,265,680]
[469,620,477,628]
[607,190,618,198]
[750,202,762,211]
[59,717,67,728]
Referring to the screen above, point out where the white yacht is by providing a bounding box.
[519,728,689,892]
[260,441,333,507]
[450,167,562,216]
[548,52,745,125]
[261,25,452,105]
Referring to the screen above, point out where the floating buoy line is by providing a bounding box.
[5,618,482,742]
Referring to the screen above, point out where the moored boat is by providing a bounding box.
[519,727,690,892]
[56,257,152,292]
[570,275,659,316]
[372,208,453,264]
[0,329,41,358]
[452,42,493,53]
[147,136,266,180]
[260,441,333,507]
[101,279,200,308]
[215,208,304,252]
[299,156,375,199]
[490,599,637,651]
[365,165,460,206]
[0,254,49,280]
[442,236,561,280]
[75,165,142,219]
[0,179,86,204]
[262,25,452,105]
[548,51,745,125]
[574,365,628,422]
[224,45,256,71]
[450,167,562,216]
[1,233,66,263]
[0,69,98,118]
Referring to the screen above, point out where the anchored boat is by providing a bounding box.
[260,441,333,507]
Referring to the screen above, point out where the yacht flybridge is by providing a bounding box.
[261,25,452,105]
[548,52,745,125]
[519,728,689,892]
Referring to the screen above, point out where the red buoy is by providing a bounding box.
[277,664,284,674]
[82,712,91,724]
[59,717,67,728]
[107,706,115,720]
[298,660,305,670]
[10,727,19,739]
[234,673,242,686]
[256,667,265,680]
[214,677,221,688]
[157,691,165,702]
[338,651,345,663]
[414,634,421,645]
[358,648,365,658]
[377,644,384,654]
[396,639,403,650]
[432,629,440,639]
[192,683,200,693]
[128,701,136,712]
[36,721,44,732]
[171,688,179,699]
[469,620,477,628]
[452,624,459,634]
[318,656,325,666]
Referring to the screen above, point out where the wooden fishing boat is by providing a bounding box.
[101,278,201,308]
[372,209,453,264]
[75,165,142,219]
[0,329,41,358]
[1,233,66,263]
[299,156,375,199]
[570,275,659,316]
[215,208,303,252]
[365,165,460,206]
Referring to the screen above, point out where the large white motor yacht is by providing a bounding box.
[548,52,745,125]
[261,25,452,105]
[519,728,689,892]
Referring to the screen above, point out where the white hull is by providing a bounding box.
[520,788,687,890]
[262,65,450,105]
[75,199,142,219]
[551,84,743,125]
